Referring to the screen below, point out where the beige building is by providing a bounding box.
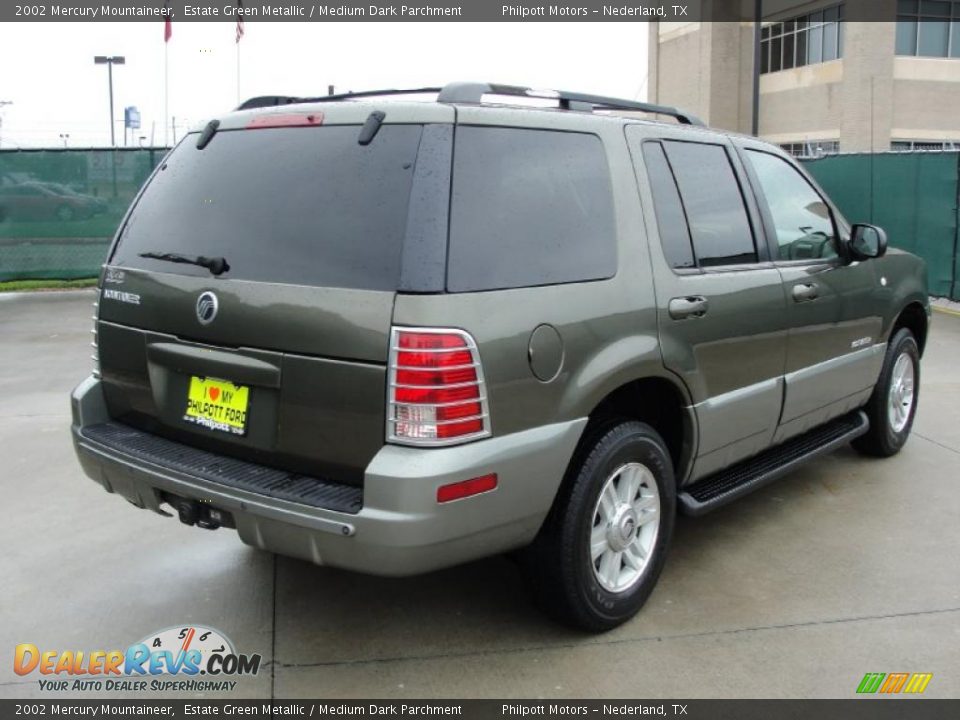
[648,0,960,155]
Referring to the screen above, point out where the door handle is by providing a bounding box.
[668,296,709,320]
[792,282,820,303]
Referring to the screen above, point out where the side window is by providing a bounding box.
[447,126,617,292]
[641,143,696,269]
[744,149,838,261]
[662,141,758,267]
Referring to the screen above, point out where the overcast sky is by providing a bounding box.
[0,22,649,148]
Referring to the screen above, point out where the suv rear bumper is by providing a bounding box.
[71,376,586,576]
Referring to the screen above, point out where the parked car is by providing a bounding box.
[0,181,106,222]
[71,82,929,630]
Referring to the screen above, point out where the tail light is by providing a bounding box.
[387,327,490,446]
[91,290,101,378]
[437,474,498,503]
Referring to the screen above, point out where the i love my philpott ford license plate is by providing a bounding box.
[184,376,249,435]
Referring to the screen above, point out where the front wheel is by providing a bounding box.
[853,328,920,457]
[524,420,676,631]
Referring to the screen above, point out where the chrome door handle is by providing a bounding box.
[668,296,709,320]
[792,282,819,302]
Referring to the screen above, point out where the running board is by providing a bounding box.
[679,411,869,516]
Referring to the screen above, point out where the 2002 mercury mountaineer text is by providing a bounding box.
[71,82,930,630]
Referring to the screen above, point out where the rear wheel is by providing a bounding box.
[853,328,920,457]
[524,420,676,631]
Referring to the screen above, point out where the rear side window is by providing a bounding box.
[447,126,617,292]
[111,125,423,290]
[662,141,757,267]
[641,143,696,269]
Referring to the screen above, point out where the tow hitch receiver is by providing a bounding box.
[162,492,235,530]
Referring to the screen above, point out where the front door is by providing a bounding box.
[738,144,885,442]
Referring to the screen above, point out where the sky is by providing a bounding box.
[0,21,649,148]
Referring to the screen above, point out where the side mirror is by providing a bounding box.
[848,224,888,261]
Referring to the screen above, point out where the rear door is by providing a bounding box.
[627,127,788,482]
[97,104,454,485]
[737,143,884,441]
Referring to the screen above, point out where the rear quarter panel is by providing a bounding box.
[392,111,680,438]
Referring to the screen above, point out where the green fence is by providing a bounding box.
[0,148,167,282]
[802,151,960,300]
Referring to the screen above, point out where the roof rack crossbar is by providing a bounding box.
[236,82,704,126]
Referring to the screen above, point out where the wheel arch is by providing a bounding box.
[584,377,697,486]
[890,301,929,356]
[558,360,697,493]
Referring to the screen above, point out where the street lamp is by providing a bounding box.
[59,133,70,148]
[94,55,125,147]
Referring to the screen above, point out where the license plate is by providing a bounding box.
[184,376,249,435]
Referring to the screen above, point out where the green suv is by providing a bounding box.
[71,82,929,630]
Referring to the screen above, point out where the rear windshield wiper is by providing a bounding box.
[139,251,230,276]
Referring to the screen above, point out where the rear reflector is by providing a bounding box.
[437,474,498,503]
[246,113,324,129]
[387,327,490,446]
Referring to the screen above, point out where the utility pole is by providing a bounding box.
[752,0,762,137]
[94,56,125,146]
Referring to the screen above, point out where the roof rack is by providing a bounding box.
[236,82,704,126]
[237,87,444,110]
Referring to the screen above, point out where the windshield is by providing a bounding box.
[111,124,423,290]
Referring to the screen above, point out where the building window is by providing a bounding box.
[896,0,960,57]
[891,139,960,150]
[780,141,840,158]
[761,4,845,74]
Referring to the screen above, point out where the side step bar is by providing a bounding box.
[679,411,869,516]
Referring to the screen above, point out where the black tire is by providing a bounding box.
[523,420,676,632]
[853,328,920,457]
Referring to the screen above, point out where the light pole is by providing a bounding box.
[59,133,70,148]
[94,56,125,147]
[0,100,12,149]
[752,0,762,137]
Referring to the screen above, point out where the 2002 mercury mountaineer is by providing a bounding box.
[72,82,929,630]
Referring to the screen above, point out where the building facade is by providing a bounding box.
[648,0,960,156]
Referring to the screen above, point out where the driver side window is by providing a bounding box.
[745,150,838,261]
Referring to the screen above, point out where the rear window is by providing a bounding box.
[111,125,423,290]
[446,126,617,292]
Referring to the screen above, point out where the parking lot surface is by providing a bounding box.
[1,290,958,699]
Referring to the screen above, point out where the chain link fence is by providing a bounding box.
[0,148,167,281]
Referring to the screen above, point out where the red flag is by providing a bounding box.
[163,0,172,42]
[236,0,245,43]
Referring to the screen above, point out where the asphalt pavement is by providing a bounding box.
[1,290,958,699]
